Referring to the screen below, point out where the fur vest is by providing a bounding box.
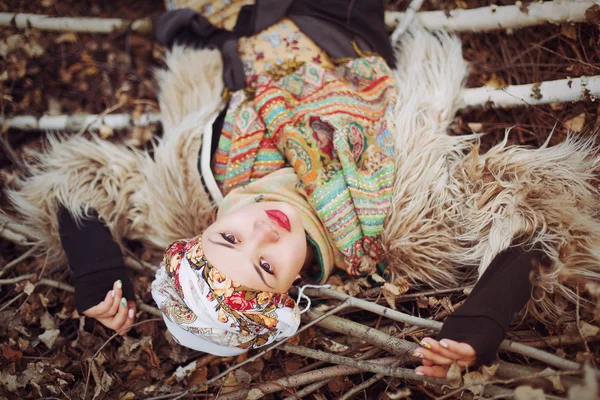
[8,30,600,323]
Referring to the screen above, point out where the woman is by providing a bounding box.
[8,0,600,379]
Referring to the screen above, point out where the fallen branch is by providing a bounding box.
[338,372,388,400]
[0,244,39,278]
[5,76,598,133]
[0,13,152,34]
[279,343,440,383]
[390,0,424,43]
[0,113,161,132]
[306,287,588,372]
[518,334,600,349]
[0,226,29,246]
[462,75,600,109]
[218,356,400,400]
[385,1,598,33]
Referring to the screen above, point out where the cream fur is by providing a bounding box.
[6,33,600,323]
[383,30,600,322]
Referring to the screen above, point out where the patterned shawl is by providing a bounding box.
[151,236,301,355]
[213,56,397,275]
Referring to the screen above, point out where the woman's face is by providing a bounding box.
[202,201,307,293]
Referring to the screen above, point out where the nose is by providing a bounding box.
[253,220,279,244]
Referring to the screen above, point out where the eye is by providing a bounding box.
[259,258,274,275]
[220,233,239,244]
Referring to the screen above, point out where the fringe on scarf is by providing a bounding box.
[384,29,600,324]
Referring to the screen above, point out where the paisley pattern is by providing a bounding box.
[215,56,397,275]
[151,236,301,353]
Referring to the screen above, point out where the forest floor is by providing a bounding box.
[0,0,599,399]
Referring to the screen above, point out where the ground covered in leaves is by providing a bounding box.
[0,0,599,399]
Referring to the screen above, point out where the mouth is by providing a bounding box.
[265,209,291,232]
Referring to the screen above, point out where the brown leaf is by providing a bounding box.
[394,277,410,295]
[327,375,347,394]
[187,366,208,392]
[515,385,546,400]
[463,371,485,395]
[485,73,507,89]
[568,364,598,400]
[416,295,429,309]
[381,282,400,310]
[564,113,586,133]
[446,362,462,388]
[540,368,565,393]
[55,32,78,44]
[561,24,577,40]
[38,329,60,349]
[1,346,22,363]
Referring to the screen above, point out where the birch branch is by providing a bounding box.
[385,1,599,33]
[390,0,424,43]
[279,343,440,383]
[0,113,161,132]
[305,287,587,372]
[4,75,598,133]
[0,13,152,34]
[462,75,600,109]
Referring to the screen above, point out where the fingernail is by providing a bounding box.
[111,289,115,298]
[412,352,423,358]
[116,280,123,289]
[420,340,432,349]
[415,371,424,376]
[121,297,127,307]
[440,340,449,348]
[128,309,134,319]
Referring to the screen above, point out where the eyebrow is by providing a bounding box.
[209,238,274,289]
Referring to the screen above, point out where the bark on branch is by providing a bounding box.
[0,13,152,34]
[385,1,598,33]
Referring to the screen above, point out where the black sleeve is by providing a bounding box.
[58,207,135,314]
[437,245,543,365]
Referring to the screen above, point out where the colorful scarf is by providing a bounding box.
[213,56,397,275]
[151,236,301,355]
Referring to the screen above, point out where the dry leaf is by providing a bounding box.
[561,24,577,40]
[446,362,462,388]
[467,122,483,133]
[416,296,429,309]
[327,375,347,394]
[540,368,565,393]
[247,388,265,400]
[463,371,486,395]
[55,32,78,44]
[439,297,455,313]
[485,73,507,89]
[24,282,35,295]
[394,277,410,295]
[388,387,411,399]
[579,321,600,338]
[564,113,586,133]
[568,364,598,400]
[381,282,400,310]
[38,329,60,349]
[371,273,386,283]
[515,385,546,400]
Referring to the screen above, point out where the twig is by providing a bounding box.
[390,0,425,43]
[82,318,162,400]
[306,311,419,358]
[145,301,349,400]
[304,287,440,330]
[308,288,590,372]
[0,13,152,34]
[338,372,389,400]
[0,292,25,312]
[434,368,582,400]
[575,287,593,357]
[0,244,39,278]
[518,334,600,349]
[0,226,29,246]
[0,112,161,132]
[75,102,126,136]
[124,255,158,276]
[364,285,472,302]
[219,357,400,400]
[385,1,597,32]
[461,75,600,108]
[279,343,441,383]
[282,380,330,400]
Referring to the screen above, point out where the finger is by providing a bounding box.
[420,338,466,361]
[97,280,123,318]
[413,347,455,366]
[439,339,477,358]
[111,296,129,330]
[119,302,137,336]
[422,359,434,367]
[83,290,114,317]
[415,365,450,378]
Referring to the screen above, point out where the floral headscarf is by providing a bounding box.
[151,236,301,356]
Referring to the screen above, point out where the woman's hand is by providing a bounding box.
[82,280,137,335]
[413,338,476,378]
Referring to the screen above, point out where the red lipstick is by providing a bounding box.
[265,210,291,232]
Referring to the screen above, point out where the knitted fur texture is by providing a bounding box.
[7,32,600,323]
